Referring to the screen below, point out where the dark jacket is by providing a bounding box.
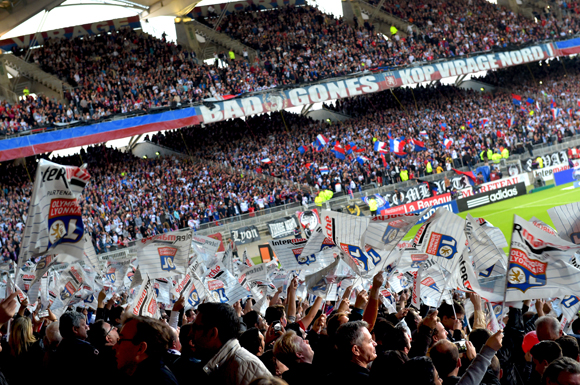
[283,362,324,385]
[54,337,100,385]
[125,357,178,385]
[327,360,372,384]
[169,354,202,385]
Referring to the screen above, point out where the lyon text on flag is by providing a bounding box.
[136,230,193,279]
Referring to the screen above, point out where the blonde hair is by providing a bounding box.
[10,317,37,356]
[273,330,302,367]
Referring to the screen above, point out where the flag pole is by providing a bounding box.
[500,215,516,321]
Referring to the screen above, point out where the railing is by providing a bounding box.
[0,84,18,103]
[1,53,69,98]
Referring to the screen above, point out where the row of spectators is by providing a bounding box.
[153,58,580,192]
[0,145,310,260]
[3,0,580,135]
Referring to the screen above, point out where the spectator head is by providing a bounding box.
[59,311,89,340]
[9,316,36,356]
[240,327,266,357]
[468,328,492,353]
[260,349,289,378]
[531,340,563,376]
[184,309,196,324]
[437,302,464,331]
[113,316,172,375]
[536,316,563,341]
[403,356,443,385]
[87,319,119,348]
[431,321,448,346]
[335,321,377,367]
[193,303,241,360]
[571,318,580,335]
[265,305,287,327]
[556,336,580,362]
[248,377,289,385]
[273,330,314,368]
[429,340,460,378]
[490,356,502,380]
[326,311,349,338]
[373,318,409,353]
[179,323,196,356]
[244,310,266,332]
[543,357,580,385]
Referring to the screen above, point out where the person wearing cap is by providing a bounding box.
[523,330,540,362]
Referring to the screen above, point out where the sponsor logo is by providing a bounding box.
[421,277,440,292]
[48,198,83,247]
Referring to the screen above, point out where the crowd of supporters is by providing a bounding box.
[0,145,310,261]
[2,273,580,385]
[152,57,580,193]
[3,0,580,135]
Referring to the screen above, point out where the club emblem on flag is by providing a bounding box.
[208,280,229,303]
[188,286,200,307]
[158,247,178,271]
[421,277,440,292]
[382,225,400,244]
[105,268,116,283]
[411,254,428,269]
[384,72,396,86]
[507,249,547,292]
[292,247,316,265]
[426,233,458,259]
[60,282,76,301]
[48,198,83,247]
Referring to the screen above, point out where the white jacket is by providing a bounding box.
[203,338,271,385]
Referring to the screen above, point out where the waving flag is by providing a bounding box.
[512,94,522,106]
[551,108,561,120]
[131,276,161,318]
[505,215,580,301]
[526,97,534,105]
[361,210,427,252]
[333,142,346,160]
[319,166,329,174]
[356,156,370,165]
[466,121,473,129]
[507,117,514,128]
[551,99,556,108]
[389,139,407,156]
[298,145,309,155]
[304,163,314,170]
[439,123,447,130]
[316,134,329,147]
[410,138,426,151]
[312,141,324,152]
[464,214,506,273]
[561,295,580,332]
[419,131,428,138]
[480,119,490,128]
[567,108,574,118]
[547,203,580,244]
[136,230,193,279]
[453,169,476,186]
[17,160,91,276]
[261,158,272,164]
[374,141,388,153]
[442,138,454,149]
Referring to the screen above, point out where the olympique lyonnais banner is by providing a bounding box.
[4,39,580,162]
[381,193,452,215]
[187,0,306,18]
[0,17,141,52]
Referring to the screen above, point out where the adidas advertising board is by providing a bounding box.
[457,182,526,212]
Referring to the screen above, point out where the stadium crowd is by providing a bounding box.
[0,145,311,261]
[2,272,580,385]
[3,0,580,134]
[152,57,580,192]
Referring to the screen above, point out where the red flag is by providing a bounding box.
[380,154,387,168]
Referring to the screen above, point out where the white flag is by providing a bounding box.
[474,218,508,249]
[17,160,91,274]
[560,295,580,332]
[453,249,503,302]
[465,214,506,273]
[191,234,221,259]
[269,235,335,272]
[506,215,580,301]
[410,265,423,310]
[132,276,160,318]
[175,264,208,309]
[548,203,580,244]
[136,230,193,279]
[530,216,559,236]
[361,210,426,251]
[413,208,467,273]
[420,269,452,307]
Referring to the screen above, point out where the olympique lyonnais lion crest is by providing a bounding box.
[60,282,76,301]
[292,246,315,265]
[48,198,83,248]
[188,286,200,307]
[426,233,458,259]
[507,248,547,292]
[263,91,288,112]
[158,247,178,272]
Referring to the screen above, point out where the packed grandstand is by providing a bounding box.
[2,1,580,385]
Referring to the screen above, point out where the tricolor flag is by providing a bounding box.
[442,138,454,149]
[507,117,513,128]
[439,123,447,130]
[551,99,556,108]
[261,158,272,164]
[316,134,329,147]
[389,139,406,155]
[419,131,428,138]
[512,94,522,106]
[453,169,476,186]
[17,160,91,276]
[466,121,473,129]
[298,145,309,155]
[410,138,426,151]
[480,118,490,128]
[551,108,561,120]
[356,156,370,165]
[374,141,388,153]
[526,97,534,105]
[319,166,329,174]
[304,163,314,170]
[333,142,346,160]
[568,108,574,118]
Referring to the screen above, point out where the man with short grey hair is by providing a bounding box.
[328,320,376,383]
[537,316,563,341]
